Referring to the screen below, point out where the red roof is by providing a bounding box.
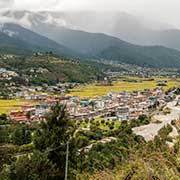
[13,116,29,122]
[130,113,139,118]
[46,98,58,103]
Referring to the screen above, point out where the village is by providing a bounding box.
[2,4,180,179]
[0,54,178,125]
[8,84,175,124]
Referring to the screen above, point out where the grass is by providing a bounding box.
[0,99,36,114]
[80,117,121,131]
[94,117,121,130]
[68,77,180,98]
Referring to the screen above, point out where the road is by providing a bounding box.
[133,96,180,141]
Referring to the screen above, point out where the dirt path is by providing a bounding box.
[133,96,180,141]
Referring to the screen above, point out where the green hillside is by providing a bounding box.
[1,23,180,69]
[0,24,82,58]
[33,25,180,68]
[0,55,107,85]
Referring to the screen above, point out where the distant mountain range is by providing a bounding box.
[2,11,179,49]
[0,23,81,57]
[1,10,180,68]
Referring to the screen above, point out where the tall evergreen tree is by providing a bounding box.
[12,125,32,145]
[9,151,57,180]
[34,104,76,179]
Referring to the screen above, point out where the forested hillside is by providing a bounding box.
[0,55,106,85]
[2,21,180,68]
[0,23,81,58]
[1,104,180,180]
[0,54,126,85]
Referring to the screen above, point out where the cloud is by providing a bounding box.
[12,0,59,10]
[0,0,179,28]
[0,0,14,8]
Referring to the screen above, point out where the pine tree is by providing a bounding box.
[12,125,32,145]
[34,104,76,179]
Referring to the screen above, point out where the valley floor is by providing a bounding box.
[68,77,179,98]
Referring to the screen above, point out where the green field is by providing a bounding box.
[68,78,180,98]
[79,117,121,131]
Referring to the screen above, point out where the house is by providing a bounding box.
[129,112,140,119]
[66,102,78,114]
[116,106,129,121]
[13,116,28,122]
[80,100,89,107]
[36,103,50,116]
[10,108,36,122]
[46,98,58,106]
[95,100,105,110]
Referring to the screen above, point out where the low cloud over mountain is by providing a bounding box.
[0,0,14,8]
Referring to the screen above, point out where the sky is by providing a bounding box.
[0,0,180,28]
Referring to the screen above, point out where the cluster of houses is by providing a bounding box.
[14,82,80,100]
[0,68,18,80]
[9,86,174,123]
[67,87,172,121]
[10,98,60,122]
[0,54,17,60]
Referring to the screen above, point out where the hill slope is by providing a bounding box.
[0,32,36,55]
[0,23,81,57]
[1,11,180,68]
[0,55,107,85]
[31,25,180,68]
[2,10,180,51]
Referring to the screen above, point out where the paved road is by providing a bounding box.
[133,96,180,141]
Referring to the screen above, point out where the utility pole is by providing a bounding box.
[65,140,69,180]
[65,130,78,180]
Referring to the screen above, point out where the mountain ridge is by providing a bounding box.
[0,23,82,57]
[1,11,180,68]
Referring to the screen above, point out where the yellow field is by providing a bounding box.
[68,78,180,99]
[0,99,35,114]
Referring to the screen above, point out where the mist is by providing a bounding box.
[0,0,180,49]
[0,0,177,28]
